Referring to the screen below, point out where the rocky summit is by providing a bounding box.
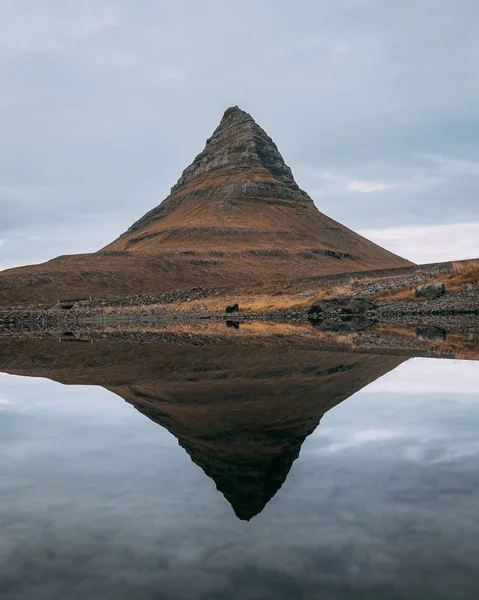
[105,106,317,251]
[0,106,412,307]
[105,106,409,265]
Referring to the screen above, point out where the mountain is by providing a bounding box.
[104,106,407,263]
[0,106,412,307]
[0,332,407,520]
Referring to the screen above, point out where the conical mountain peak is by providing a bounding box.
[102,106,410,279]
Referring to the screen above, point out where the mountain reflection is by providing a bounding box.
[0,332,409,520]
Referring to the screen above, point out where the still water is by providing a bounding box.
[1,355,479,599]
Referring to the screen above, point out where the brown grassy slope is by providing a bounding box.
[103,106,409,266]
[0,244,410,308]
[104,165,410,263]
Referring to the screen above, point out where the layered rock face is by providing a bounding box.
[105,106,316,251]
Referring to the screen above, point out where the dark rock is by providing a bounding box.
[225,303,239,313]
[308,296,350,314]
[226,320,240,329]
[416,326,447,341]
[415,283,445,300]
[308,296,376,316]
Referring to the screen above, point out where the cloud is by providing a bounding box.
[359,221,479,263]
[347,179,394,193]
[366,358,479,395]
[309,170,395,197]
[322,428,404,453]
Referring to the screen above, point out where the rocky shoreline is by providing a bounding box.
[1,258,477,359]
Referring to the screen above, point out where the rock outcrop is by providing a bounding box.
[308,296,376,316]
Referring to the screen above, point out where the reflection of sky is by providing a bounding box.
[0,358,479,599]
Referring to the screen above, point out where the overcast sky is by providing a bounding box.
[1,0,479,269]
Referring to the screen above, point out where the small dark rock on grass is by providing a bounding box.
[225,303,240,313]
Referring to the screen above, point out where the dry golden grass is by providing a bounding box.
[376,325,419,339]
[441,260,479,293]
[375,287,416,303]
[240,295,313,312]
[428,260,479,289]
[127,293,316,314]
[311,278,358,300]
[451,259,479,280]
[100,290,318,317]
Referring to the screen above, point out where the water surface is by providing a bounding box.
[0,343,478,599]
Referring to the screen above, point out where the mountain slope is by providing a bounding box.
[105,106,409,267]
[0,106,412,307]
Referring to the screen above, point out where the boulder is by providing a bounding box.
[308,296,351,315]
[414,283,445,300]
[308,296,376,315]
